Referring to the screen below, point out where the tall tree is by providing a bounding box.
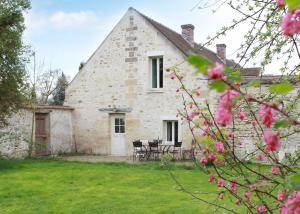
[36,68,60,104]
[52,72,68,105]
[0,0,31,126]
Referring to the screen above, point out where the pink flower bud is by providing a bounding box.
[238,111,246,120]
[256,153,265,161]
[200,157,208,165]
[207,62,224,80]
[271,166,280,174]
[256,205,267,213]
[217,179,225,187]
[277,190,285,202]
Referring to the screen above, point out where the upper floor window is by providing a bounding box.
[151,57,163,89]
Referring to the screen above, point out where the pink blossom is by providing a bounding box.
[176,88,180,93]
[281,10,300,37]
[219,90,239,108]
[228,130,234,138]
[264,131,281,152]
[208,175,215,182]
[217,179,225,187]
[215,141,225,153]
[218,193,224,199]
[216,107,233,127]
[251,120,257,126]
[238,111,246,120]
[230,181,237,194]
[259,104,276,128]
[256,153,265,161]
[207,62,224,80]
[280,191,300,214]
[276,0,285,8]
[278,190,286,202]
[208,153,216,162]
[244,192,251,201]
[195,90,201,96]
[216,90,239,127]
[187,111,196,120]
[235,199,241,205]
[271,166,280,174]
[256,205,267,213]
[200,157,208,165]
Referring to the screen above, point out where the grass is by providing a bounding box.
[0,159,243,214]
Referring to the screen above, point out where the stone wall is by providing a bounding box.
[0,108,74,158]
[0,110,32,158]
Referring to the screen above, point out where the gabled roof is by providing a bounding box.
[132,7,241,68]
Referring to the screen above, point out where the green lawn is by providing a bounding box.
[0,159,242,214]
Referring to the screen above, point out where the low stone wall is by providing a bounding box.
[0,106,74,158]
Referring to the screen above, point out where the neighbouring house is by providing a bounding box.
[1,7,298,158]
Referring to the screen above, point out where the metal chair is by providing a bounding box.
[133,140,146,161]
[148,141,160,160]
[170,141,182,160]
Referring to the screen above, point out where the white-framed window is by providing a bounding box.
[150,57,163,89]
[164,120,178,144]
[115,118,125,133]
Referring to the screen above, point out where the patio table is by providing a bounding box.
[159,143,174,154]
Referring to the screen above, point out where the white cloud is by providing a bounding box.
[24,10,99,35]
[49,11,98,28]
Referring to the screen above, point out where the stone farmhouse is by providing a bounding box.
[1,7,287,158]
[64,7,264,156]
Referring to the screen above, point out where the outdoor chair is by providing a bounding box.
[170,141,182,160]
[148,141,160,160]
[132,140,146,161]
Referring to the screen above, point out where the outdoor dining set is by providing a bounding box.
[132,139,183,161]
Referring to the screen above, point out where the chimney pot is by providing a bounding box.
[181,24,195,47]
[216,44,226,62]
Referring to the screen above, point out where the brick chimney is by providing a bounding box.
[181,24,195,46]
[216,44,226,62]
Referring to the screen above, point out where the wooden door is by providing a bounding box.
[35,113,49,155]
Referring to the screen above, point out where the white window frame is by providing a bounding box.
[149,56,163,89]
[163,120,179,145]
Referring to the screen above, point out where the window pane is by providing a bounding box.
[115,118,120,126]
[152,58,157,88]
[115,125,120,133]
[120,118,125,126]
[167,122,172,141]
[120,125,125,133]
[159,58,163,88]
[175,121,178,143]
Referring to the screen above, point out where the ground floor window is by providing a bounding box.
[164,121,178,144]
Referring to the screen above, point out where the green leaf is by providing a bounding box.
[199,137,214,145]
[224,67,234,74]
[247,80,261,87]
[188,55,212,74]
[287,174,300,190]
[274,119,290,129]
[268,82,294,94]
[286,0,300,11]
[227,75,241,82]
[210,80,226,92]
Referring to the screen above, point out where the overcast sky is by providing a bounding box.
[24,0,275,79]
